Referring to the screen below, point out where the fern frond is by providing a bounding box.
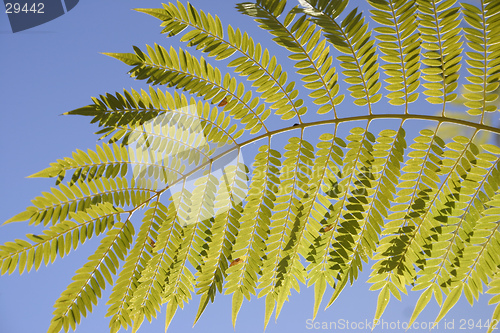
[370,128,449,319]
[125,201,172,331]
[67,88,242,146]
[405,140,499,325]
[257,135,315,326]
[48,218,133,333]
[302,130,345,317]
[461,0,500,118]
[106,46,268,135]
[417,0,462,111]
[8,173,157,229]
[106,201,172,333]
[224,145,281,326]
[158,193,198,330]
[369,0,421,109]
[0,202,119,275]
[322,127,407,309]
[66,87,162,131]
[192,163,246,324]
[299,0,382,109]
[4,1,500,332]
[29,142,130,186]
[487,257,500,333]
[137,1,304,122]
[238,0,343,116]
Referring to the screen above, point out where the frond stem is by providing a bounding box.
[139,114,500,205]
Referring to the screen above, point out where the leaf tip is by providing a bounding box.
[3,210,34,225]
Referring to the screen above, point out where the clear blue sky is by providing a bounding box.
[0,1,495,332]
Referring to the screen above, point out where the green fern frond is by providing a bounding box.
[238,0,343,116]
[3,1,500,332]
[0,202,119,275]
[417,0,462,111]
[461,0,500,118]
[137,1,305,122]
[298,0,382,109]
[369,0,421,108]
[48,219,134,333]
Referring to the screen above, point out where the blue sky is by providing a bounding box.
[0,1,496,332]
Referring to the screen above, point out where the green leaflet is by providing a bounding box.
[434,284,463,325]
[231,290,244,328]
[407,287,433,328]
[2,0,500,332]
[374,284,390,322]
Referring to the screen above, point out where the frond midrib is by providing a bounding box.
[163,5,303,122]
